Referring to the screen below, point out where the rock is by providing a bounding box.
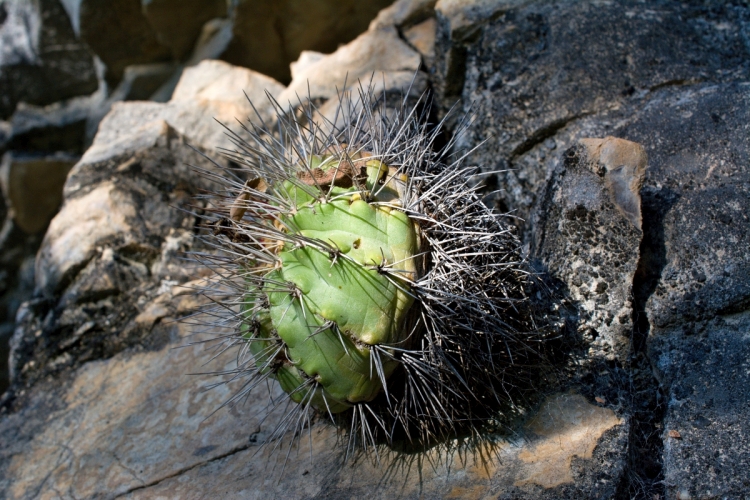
[170,59,283,112]
[9,115,222,392]
[289,50,327,81]
[607,81,749,499]
[0,252,34,391]
[403,17,438,68]
[80,61,284,161]
[110,63,178,102]
[432,1,749,496]
[0,152,77,234]
[369,0,437,30]
[0,0,98,119]
[148,18,235,103]
[5,61,282,390]
[656,312,750,499]
[77,0,172,86]
[141,0,227,61]
[184,18,234,67]
[221,0,394,83]
[5,93,103,155]
[1,0,749,497]
[277,27,422,107]
[0,327,628,499]
[532,137,645,364]
[620,83,750,331]
[446,0,750,232]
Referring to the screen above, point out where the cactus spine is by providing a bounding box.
[193,83,546,452]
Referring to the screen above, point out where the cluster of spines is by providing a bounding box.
[185,79,549,460]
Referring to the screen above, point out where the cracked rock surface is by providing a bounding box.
[450,0,749,236]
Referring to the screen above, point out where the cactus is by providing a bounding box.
[193,83,548,451]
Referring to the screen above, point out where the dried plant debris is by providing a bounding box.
[185,80,557,459]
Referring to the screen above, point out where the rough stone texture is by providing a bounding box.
[403,17,437,68]
[277,26,422,108]
[0,235,36,396]
[451,0,750,232]
[148,18,235,103]
[369,0,437,30]
[434,0,750,496]
[9,119,220,393]
[533,137,645,364]
[170,59,283,113]
[5,94,103,155]
[141,0,227,61]
[0,0,98,119]
[0,153,77,234]
[612,81,750,499]
[656,313,750,499]
[221,0,394,83]
[623,84,750,332]
[82,61,284,159]
[0,338,628,500]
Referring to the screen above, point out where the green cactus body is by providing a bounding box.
[244,157,420,413]
[197,87,547,451]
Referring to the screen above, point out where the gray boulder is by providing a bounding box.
[447,0,749,236]
[0,0,98,119]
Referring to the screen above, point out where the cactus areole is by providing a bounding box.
[196,85,545,449]
[245,155,420,414]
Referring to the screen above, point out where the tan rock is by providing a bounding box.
[404,17,438,64]
[80,61,284,159]
[516,394,624,488]
[2,322,254,499]
[579,137,648,229]
[369,0,437,30]
[171,59,285,114]
[1,320,625,499]
[436,0,527,39]
[278,27,422,108]
[36,182,134,295]
[313,71,429,131]
[290,50,327,81]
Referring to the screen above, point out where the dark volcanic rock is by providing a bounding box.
[0,0,98,119]
[533,137,646,364]
[435,0,750,497]
[448,0,750,232]
[654,313,750,499]
[1,0,749,497]
[613,82,750,499]
[619,83,750,330]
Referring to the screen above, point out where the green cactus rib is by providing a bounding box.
[246,160,420,413]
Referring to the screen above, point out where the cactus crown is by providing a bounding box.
[192,82,548,453]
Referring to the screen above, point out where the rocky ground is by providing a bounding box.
[0,0,748,498]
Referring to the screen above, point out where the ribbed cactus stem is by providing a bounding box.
[242,154,419,413]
